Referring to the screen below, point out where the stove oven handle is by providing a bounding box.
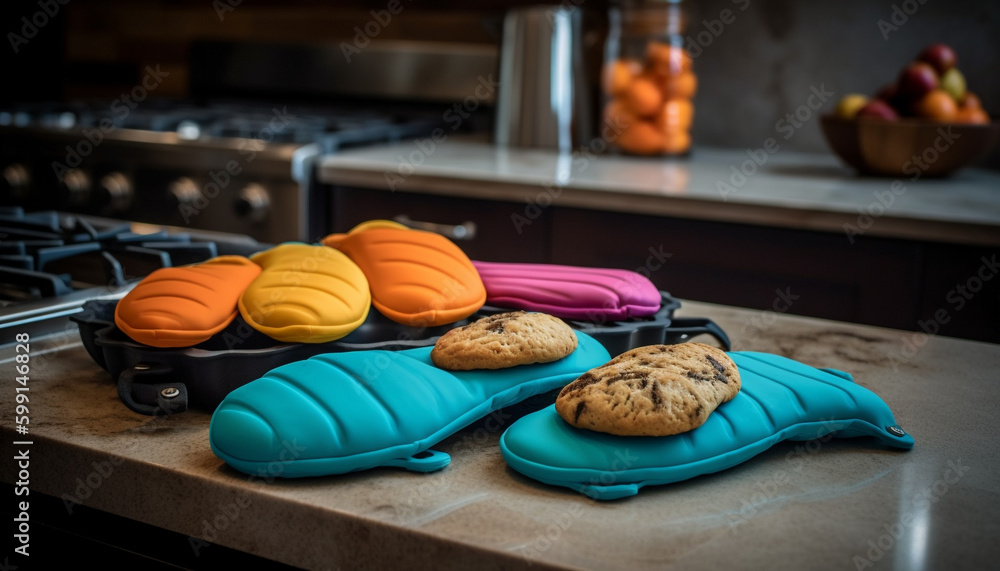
[392,215,477,241]
[117,363,188,416]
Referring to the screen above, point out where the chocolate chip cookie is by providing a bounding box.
[555,342,740,436]
[431,311,578,370]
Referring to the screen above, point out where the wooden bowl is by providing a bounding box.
[820,115,1000,177]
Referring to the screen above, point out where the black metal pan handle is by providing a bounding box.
[117,363,188,416]
[662,317,732,351]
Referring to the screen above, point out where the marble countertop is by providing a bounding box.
[318,139,1000,246]
[3,301,999,569]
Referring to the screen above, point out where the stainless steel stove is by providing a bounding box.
[0,40,497,245]
[0,99,441,245]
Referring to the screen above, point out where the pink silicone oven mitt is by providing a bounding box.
[471,261,661,321]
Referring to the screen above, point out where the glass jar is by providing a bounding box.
[601,0,694,156]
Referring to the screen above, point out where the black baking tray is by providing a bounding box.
[73,292,729,416]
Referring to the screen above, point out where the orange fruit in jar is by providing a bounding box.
[646,42,692,76]
[955,106,989,125]
[662,128,691,155]
[603,99,638,133]
[657,71,698,99]
[615,120,664,155]
[654,98,694,131]
[624,75,664,118]
[913,89,958,121]
[603,59,642,97]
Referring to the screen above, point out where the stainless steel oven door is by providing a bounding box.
[0,127,310,244]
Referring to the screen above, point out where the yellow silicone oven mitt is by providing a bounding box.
[238,243,371,343]
[322,220,486,327]
[115,256,262,348]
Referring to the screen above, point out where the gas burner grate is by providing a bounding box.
[0,208,266,340]
[0,99,442,145]
[0,208,218,299]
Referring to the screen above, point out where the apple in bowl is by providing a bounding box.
[822,42,997,177]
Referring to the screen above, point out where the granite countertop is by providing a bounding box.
[3,300,999,570]
[318,139,1000,246]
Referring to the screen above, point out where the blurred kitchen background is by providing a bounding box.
[4,0,999,165]
[2,0,999,345]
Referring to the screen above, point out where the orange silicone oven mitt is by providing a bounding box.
[114,256,262,348]
[321,220,486,327]
[238,243,371,343]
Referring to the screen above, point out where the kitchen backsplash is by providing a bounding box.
[7,0,998,165]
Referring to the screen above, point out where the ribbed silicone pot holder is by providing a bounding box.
[210,331,611,477]
[500,351,914,500]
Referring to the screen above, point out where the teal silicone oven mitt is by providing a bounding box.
[210,331,611,477]
[500,351,914,500]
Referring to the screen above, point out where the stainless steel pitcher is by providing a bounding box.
[494,5,593,152]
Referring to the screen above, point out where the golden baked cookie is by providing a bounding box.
[555,342,740,436]
[431,311,578,370]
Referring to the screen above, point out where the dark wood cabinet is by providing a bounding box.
[918,244,1000,343]
[330,186,550,263]
[329,187,1000,343]
[552,208,1000,343]
[551,208,926,331]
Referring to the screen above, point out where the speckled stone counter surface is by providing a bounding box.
[2,300,999,570]
[318,140,1000,247]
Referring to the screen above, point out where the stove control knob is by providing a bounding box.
[169,177,202,206]
[59,168,91,209]
[234,184,270,222]
[1,163,31,201]
[96,172,134,215]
